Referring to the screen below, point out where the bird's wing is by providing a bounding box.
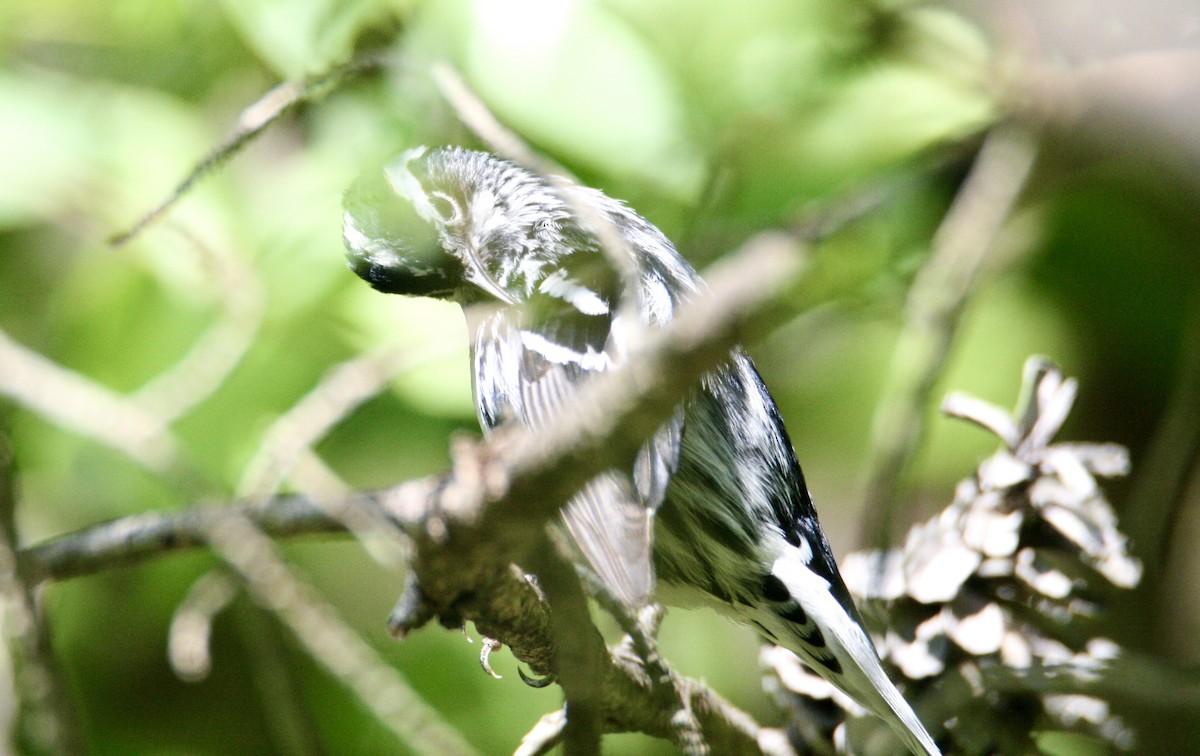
[524,309,661,606]
[469,233,685,606]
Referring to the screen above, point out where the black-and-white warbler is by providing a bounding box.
[343,146,940,755]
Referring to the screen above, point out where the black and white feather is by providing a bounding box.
[343,146,940,755]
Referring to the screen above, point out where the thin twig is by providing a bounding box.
[237,347,411,500]
[1123,303,1200,584]
[515,708,567,756]
[167,570,240,682]
[428,63,563,185]
[0,423,86,755]
[110,56,386,247]
[0,327,185,475]
[131,227,265,423]
[18,493,351,584]
[231,601,327,756]
[527,537,606,755]
[203,511,479,756]
[857,123,1040,550]
[236,346,434,567]
[431,63,642,307]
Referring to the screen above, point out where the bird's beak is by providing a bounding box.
[385,147,516,306]
[460,249,517,305]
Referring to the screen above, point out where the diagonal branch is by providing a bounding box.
[17,232,807,752]
[0,328,185,475]
[857,123,1040,551]
[201,510,480,755]
[0,422,86,754]
[109,56,387,247]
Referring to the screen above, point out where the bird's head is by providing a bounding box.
[343,146,576,306]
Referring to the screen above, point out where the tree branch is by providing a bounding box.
[202,510,480,755]
[0,422,86,754]
[857,123,1040,550]
[17,493,348,584]
[109,56,387,247]
[0,327,185,475]
[16,232,807,752]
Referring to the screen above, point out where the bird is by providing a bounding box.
[342,145,940,755]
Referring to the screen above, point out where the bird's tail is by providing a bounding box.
[767,551,939,754]
[817,618,939,755]
[859,665,940,756]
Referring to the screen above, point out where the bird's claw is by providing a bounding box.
[518,667,557,688]
[479,636,503,679]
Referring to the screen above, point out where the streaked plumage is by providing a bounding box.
[343,146,940,754]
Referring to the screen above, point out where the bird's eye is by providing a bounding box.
[428,192,459,223]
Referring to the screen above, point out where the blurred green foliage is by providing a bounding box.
[1,0,1198,752]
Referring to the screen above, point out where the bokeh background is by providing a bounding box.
[1,0,1198,753]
